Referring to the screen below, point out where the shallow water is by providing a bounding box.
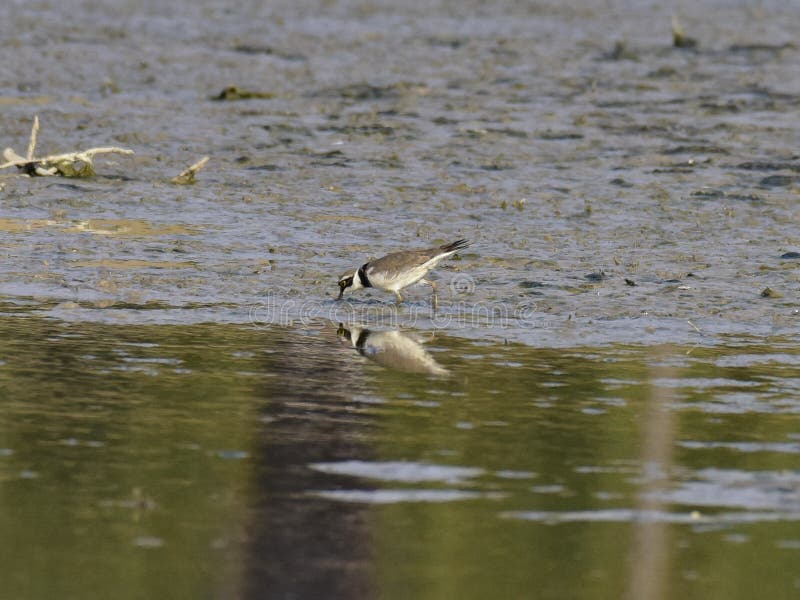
[1,0,799,598]
[1,316,800,598]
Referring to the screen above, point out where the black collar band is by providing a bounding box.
[357,263,372,288]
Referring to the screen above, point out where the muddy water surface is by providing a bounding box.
[1,0,799,598]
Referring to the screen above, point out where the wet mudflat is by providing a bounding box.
[0,0,799,598]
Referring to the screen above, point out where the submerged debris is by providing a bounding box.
[212,86,276,101]
[760,175,799,188]
[316,81,426,101]
[736,161,800,172]
[671,16,698,49]
[691,188,762,202]
[728,42,796,55]
[585,271,606,282]
[610,177,634,188]
[0,116,133,177]
[606,40,638,61]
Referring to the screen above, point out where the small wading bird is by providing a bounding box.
[337,239,470,307]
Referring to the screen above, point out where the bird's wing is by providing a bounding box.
[366,248,439,279]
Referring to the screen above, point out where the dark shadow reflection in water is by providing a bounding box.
[244,325,377,598]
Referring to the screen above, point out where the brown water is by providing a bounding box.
[1,0,799,598]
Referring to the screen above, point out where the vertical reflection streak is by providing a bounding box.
[626,347,677,600]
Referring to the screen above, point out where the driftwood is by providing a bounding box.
[171,156,210,185]
[0,116,134,177]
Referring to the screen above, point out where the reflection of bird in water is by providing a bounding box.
[337,324,449,376]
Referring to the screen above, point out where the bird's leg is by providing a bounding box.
[394,290,404,304]
[420,278,438,310]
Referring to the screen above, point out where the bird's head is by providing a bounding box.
[337,273,355,300]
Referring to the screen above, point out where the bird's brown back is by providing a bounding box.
[366,247,441,278]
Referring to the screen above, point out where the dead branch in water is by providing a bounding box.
[171,156,210,185]
[0,116,134,177]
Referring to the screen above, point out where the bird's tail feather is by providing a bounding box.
[440,239,471,253]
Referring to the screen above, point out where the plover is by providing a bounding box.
[337,324,449,376]
[337,239,470,306]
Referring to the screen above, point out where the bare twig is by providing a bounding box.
[171,156,210,185]
[0,147,135,170]
[0,116,134,177]
[2,148,25,164]
[26,115,39,161]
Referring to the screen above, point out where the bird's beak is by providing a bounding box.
[337,287,344,300]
